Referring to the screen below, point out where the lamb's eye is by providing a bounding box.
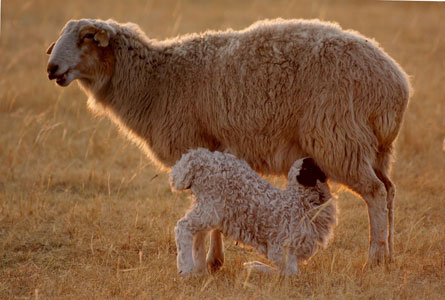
[84,33,94,39]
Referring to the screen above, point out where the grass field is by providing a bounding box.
[1,0,444,299]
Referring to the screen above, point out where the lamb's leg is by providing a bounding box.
[267,245,299,275]
[244,244,299,275]
[175,215,197,276]
[281,254,299,275]
[193,231,208,274]
[207,229,224,273]
[176,204,219,276]
[175,217,195,275]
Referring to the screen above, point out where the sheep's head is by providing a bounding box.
[46,19,116,88]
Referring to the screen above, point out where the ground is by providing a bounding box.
[0,0,444,299]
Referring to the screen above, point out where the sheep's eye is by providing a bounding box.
[84,33,94,40]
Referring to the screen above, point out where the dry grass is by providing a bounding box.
[1,0,444,299]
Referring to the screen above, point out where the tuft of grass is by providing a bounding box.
[1,0,444,299]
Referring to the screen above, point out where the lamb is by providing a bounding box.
[46,18,411,267]
[170,148,336,275]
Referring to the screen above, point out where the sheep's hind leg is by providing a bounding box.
[303,130,390,266]
[207,229,224,273]
[374,148,396,263]
[374,168,395,263]
[350,164,389,267]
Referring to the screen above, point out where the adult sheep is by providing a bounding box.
[46,18,410,267]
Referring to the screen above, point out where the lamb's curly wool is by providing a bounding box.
[170,148,336,275]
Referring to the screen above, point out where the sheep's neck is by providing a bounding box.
[105,41,167,164]
[85,36,209,167]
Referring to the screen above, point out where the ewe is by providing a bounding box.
[170,148,336,275]
[47,18,410,267]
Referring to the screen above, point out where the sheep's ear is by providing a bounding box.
[46,42,55,55]
[80,25,97,38]
[94,29,109,47]
[80,25,109,47]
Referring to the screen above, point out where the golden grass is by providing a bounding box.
[1,0,444,299]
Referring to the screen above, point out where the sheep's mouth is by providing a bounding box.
[48,70,70,86]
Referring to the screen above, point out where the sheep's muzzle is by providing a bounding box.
[47,63,70,86]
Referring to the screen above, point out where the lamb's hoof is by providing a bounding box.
[178,269,193,277]
[178,265,195,277]
[196,269,209,277]
[178,263,209,277]
[207,256,224,273]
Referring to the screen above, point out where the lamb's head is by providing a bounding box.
[289,158,326,187]
[288,158,330,204]
[46,19,116,88]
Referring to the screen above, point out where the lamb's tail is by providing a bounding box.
[169,152,197,191]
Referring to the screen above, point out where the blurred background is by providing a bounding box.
[0,1,444,299]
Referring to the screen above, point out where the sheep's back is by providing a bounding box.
[179,19,410,175]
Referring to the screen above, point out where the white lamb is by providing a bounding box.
[170,148,336,275]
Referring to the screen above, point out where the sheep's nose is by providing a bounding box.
[47,63,59,79]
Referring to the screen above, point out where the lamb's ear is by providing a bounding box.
[296,170,317,187]
[296,158,326,187]
[46,42,55,55]
[94,29,109,47]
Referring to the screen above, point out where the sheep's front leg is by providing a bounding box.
[175,218,195,275]
[193,231,208,274]
[207,229,224,272]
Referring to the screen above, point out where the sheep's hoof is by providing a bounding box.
[364,243,389,269]
[206,256,224,273]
